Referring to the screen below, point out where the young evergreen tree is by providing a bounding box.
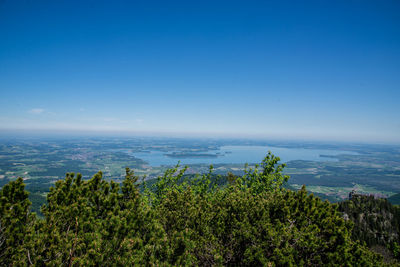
[0,178,35,264]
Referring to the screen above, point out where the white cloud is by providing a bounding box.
[28,108,45,114]
[103,117,118,122]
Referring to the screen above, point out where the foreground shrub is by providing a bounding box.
[0,152,383,265]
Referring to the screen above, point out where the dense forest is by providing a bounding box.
[1,152,399,265]
[338,194,400,263]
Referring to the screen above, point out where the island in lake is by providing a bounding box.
[165,152,220,158]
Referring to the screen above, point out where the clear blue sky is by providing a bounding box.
[1,1,399,143]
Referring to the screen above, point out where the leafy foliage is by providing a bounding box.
[0,152,385,265]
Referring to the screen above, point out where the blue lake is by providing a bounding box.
[131,145,358,167]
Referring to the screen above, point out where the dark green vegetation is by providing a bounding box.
[338,194,400,263]
[389,193,400,205]
[0,152,391,265]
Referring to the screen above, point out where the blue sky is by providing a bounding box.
[0,1,399,143]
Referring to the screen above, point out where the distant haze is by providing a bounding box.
[1,1,399,144]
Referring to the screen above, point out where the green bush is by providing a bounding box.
[0,152,384,265]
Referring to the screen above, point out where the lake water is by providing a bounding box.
[131,145,358,167]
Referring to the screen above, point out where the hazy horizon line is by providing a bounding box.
[0,127,399,146]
